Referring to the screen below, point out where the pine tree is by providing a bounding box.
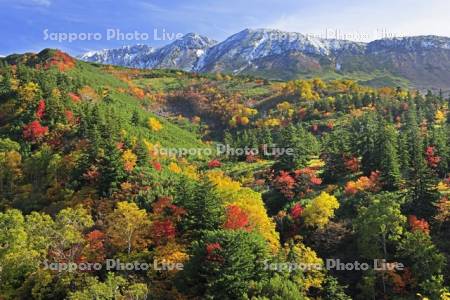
[404,106,439,219]
[0,68,12,97]
[322,128,352,182]
[98,140,126,196]
[378,123,401,190]
[247,129,258,150]
[177,229,270,299]
[177,179,225,240]
[430,125,449,177]
[397,131,410,178]
[96,114,125,196]
[45,91,65,125]
[320,276,351,300]
[131,110,140,126]
[223,130,234,148]
[354,112,379,175]
[258,127,273,158]
[275,125,318,171]
[134,139,150,166]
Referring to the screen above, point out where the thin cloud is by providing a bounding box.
[31,0,51,6]
[1,0,52,8]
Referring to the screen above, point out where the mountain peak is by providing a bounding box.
[78,44,155,67]
[367,35,450,53]
[172,33,217,48]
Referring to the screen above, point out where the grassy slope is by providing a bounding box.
[69,61,206,149]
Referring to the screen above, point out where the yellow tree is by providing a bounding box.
[303,192,339,229]
[148,117,163,132]
[298,80,320,101]
[18,82,40,105]
[435,109,446,124]
[312,78,327,91]
[277,101,292,111]
[206,170,279,251]
[122,149,137,172]
[106,201,150,254]
[168,162,182,174]
[282,240,325,291]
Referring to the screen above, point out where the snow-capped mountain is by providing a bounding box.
[195,29,365,73]
[79,44,155,68]
[80,29,366,72]
[79,29,450,90]
[366,35,450,53]
[80,33,217,71]
[141,33,217,70]
[196,29,365,72]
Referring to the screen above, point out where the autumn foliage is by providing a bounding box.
[272,168,322,199]
[68,92,81,103]
[22,120,48,142]
[290,203,304,219]
[344,171,381,195]
[425,146,441,168]
[83,230,106,263]
[408,215,430,234]
[208,159,222,168]
[44,50,75,71]
[35,99,45,119]
[2,49,450,300]
[205,242,223,262]
[150,197,186,245]
[223,205,251,231]
[344,156,360,173]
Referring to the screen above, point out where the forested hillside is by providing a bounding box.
[0,49,449,299]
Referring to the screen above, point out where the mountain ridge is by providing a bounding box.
[75,28,450,91]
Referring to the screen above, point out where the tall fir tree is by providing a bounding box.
[177,178,225,240]
[97,140,126,197]
[430,125,449,177]
[353,112,379,175]
[404,105,439,219]
[275,125,318,171]
[397,131,410,178]
[377,123,402,190]
[131,110,140,126]
[322,128,352,182]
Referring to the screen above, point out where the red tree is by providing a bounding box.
[408,215,430,234]
[151,219,176,243]
[35,99,46,119]
[152,197,186,220]
[23,120,48,142]
[223,205,250,231]
[290,203,304,219]
[208,159,222,168]
[272,171,296,199]
[344,156,360,173]
[425,146,441,168]
[68,92,81,103]
[273,168,322,200]
[83,230,106,263]
[153,161,162,171]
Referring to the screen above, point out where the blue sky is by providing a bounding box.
[1,0,449,56]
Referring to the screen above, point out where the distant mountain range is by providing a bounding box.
[79,28,450,91]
